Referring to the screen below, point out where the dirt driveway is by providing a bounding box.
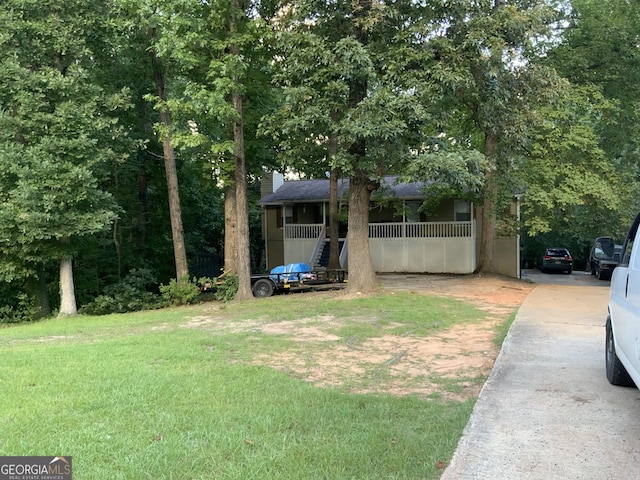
[251,273,534,401]
[378,273,532,313]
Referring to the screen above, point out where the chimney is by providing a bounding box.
[261,172,284,196]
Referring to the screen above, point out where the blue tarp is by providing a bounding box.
[269,263,314,283]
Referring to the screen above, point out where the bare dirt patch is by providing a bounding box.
[243,273,534,401]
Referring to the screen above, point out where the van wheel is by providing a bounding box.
[252,279,275,298]
[606,317,635,387]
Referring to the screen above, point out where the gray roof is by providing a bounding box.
[260,175,430,205]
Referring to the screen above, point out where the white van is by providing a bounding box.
[607,213,640,387]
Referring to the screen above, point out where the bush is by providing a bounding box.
[213,272,238,302]
[80,269,165,315]
[159,276,201,306]
[0,291,37,323]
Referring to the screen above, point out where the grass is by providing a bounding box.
[493,310,518,348]
[0,291,511,479]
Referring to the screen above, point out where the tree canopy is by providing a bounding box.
[0,0,637,319]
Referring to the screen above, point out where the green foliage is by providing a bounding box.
[400,135,490,213]
[263,8,439,178]
[521,84,631,243]
[213,272,239,302]
[140,0,278,182]
[80,269,165,315]
[540,0,640,235]
[0,289,36,324]
[0,0,128,314]
[159,276,201,306]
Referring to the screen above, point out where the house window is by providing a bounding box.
[285,205,294,224]
[455,200,471,222]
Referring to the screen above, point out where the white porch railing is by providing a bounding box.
[285,224,324,239]
[369,221,473,238]
[285,222,473,240]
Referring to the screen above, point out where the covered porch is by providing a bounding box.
[283,220,476,274]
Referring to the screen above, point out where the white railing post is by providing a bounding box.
[366,221,472,239]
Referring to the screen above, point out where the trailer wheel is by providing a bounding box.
[252,279,275,298]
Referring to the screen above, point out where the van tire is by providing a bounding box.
[606,317,635,387]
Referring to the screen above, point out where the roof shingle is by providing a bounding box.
[260,176,430,204]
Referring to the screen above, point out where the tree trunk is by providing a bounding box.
[224,182,238,274]
[328,168,341,271]
[25,272,50,319]
[231,80,252,301]
[477,128,499,273]
[137,162,150,263]
[345,170,379,294]
[343,0,378,293]
[327,114,341,272]
[148,29,189,283]
[58,238,77,317]
[161,127,189,282]
[227,3,253,301]
[113,218,122,279]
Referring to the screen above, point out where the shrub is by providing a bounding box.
[213,272,238,302]
[159,276,201,306]
[0,291,37,323]
[80,269,165,315]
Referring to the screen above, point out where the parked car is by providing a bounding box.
[539,247,573,274]
[607,212,640,388]
[589,236,621,280]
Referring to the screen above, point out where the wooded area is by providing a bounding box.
[0,0,638,320]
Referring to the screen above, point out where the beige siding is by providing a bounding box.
[369,237,475,273]
[494,237,519,278]
[264,206,284,269]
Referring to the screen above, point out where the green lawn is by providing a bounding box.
[0,292,499,479]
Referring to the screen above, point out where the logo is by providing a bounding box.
[0,456,72,480]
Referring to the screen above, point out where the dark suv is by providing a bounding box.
[589,236,621,280]
[539,247,573,274]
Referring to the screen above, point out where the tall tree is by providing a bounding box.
[266,0,445,294]
[432,0,565,273]
[116,0,192,283]
[0,0,123,315]
[226,0,253,299]
[521,85,624,237]
[107,0,227,290]
[545,0,640,226]
[147,28,190,283]
[150,0,278,299]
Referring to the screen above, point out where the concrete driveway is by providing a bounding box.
[441,270,640,479]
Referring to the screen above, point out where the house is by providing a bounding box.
[259,173,521,277]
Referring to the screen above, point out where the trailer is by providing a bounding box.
[251,263,347,298]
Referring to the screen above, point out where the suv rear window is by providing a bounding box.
[593,238,615,259]
[546,249,568,257]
